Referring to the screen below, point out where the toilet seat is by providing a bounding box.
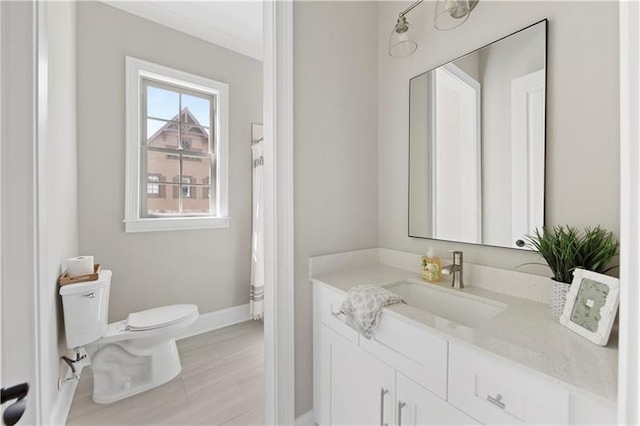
[127,304,198,331]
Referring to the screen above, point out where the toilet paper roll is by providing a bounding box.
[67,256,94,277]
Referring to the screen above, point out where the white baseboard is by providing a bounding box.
[178,303,252,340]
[295,409,314,425]
[49,377,78,426]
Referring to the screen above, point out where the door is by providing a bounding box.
[396,373,478,426]
[0,1,39,424]
[320,326,396,425]
[510,69,545,248]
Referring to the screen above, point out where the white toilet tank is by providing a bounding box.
[60,270,112,349]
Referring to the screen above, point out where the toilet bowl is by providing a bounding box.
[59,270,199,403]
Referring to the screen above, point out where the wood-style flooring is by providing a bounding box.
[66,320,264,425]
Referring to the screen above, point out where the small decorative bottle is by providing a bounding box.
[421,248,441,283]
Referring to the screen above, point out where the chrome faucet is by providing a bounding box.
[442,251,464,289]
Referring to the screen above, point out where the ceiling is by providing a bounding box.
[102,1,263,60]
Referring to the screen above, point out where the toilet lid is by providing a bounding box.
[127,304,198,331]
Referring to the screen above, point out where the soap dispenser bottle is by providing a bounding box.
[421,248,441,283]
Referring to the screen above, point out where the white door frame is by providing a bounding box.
[0,1,43,424]
[1,0,296,424]
[263,0,295,424]
[0,0,3,405]
[0,0,3,413]
[618,1,640,423]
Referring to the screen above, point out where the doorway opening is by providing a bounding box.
[0,1,295,425]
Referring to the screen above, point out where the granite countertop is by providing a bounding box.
[312,263,618,405]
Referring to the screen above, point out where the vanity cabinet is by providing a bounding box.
[319,324,477,426]
[315,283,475,426]
[313,283,616,426]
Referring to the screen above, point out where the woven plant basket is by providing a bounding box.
[550,279,571,317]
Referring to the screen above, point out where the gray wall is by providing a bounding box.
[77,1,262,322]
[43,1,78,421]
[378,1,619,272]
[293,1,379,416]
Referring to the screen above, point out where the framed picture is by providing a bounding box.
[559,269,620,346]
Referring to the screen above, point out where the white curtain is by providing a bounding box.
[250,124,264,320]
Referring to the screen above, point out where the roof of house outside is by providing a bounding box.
[147,107,209,148]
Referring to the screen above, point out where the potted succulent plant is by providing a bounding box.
[524,225,619,317]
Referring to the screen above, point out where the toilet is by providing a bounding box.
[59,270,199,403]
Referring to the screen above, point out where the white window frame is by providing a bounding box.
[124,57,229,232]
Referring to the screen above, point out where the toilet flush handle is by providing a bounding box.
[83,292,96,298]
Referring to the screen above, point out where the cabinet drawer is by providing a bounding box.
[449,342,570,425]
[318,285,359,344]
[360,312,448,399]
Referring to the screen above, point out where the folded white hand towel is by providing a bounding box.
[339,284,404,339]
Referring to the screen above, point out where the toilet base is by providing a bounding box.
[87,339,182,404]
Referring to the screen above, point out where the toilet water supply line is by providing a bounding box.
[59,349,87,387]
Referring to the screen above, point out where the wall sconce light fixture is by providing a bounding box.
[388,0,479,58]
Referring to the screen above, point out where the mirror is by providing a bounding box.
[409,20,547,249]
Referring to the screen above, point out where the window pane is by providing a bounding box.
[183,184,211,214]
[182,154,211,185]
[182,93,211,127]
[183,155,211,214]
[147,84,179,121]
[180,124,210,153]
[147,119,179,149]
[147,150,180,186]
[146,184,179,215]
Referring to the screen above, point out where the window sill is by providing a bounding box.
[124,216,230,233]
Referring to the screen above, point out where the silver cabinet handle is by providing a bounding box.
[83,292,96,298]
[330,309,346,322]
[380,388,389,426]
[487,393,506,409]
[397,401,407,426]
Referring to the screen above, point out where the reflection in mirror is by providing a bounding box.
[409,20,547,249]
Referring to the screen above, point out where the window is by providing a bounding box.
[182,177,192,199]
[125,57,229,232]
[147,174,161,196]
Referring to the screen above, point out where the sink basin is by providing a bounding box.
[385,280,507,327]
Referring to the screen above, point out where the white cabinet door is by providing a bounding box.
[320,325,396,426]
[396,373,479,426]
